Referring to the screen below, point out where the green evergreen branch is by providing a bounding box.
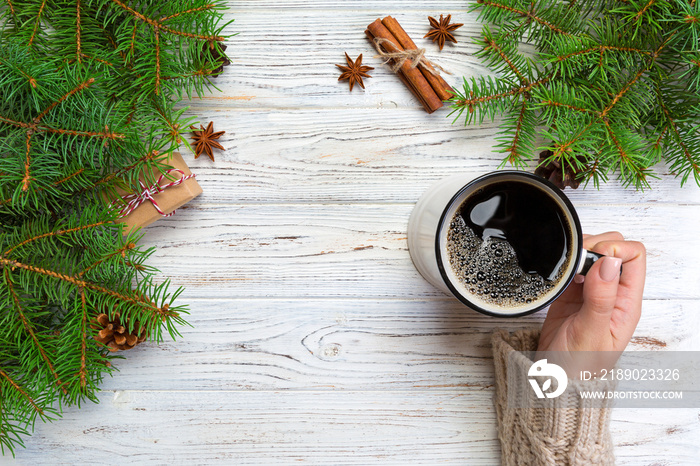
[474,0,578,41]
[479,27,532,85]
[0,256,168,316]
[450,75,551,124]
[27,0,47,47]
[496,96,538,167]
[3,0,16,16]
[103,0,225,95]
[3,220,110,257]
[0,369,42,415]
[1,1,228,454]
[658,94,700,184]
[453,0,700,188]
[4,269,67,393]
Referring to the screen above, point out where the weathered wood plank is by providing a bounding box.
[184,7,700,202]
[141,203,700,300]
[18,390,501,465]
[208,11,479,109]
[611,408,700,466]
[13,390,700,465]
[229,1,475,9]
[8,1,698,463]
[178,109,700,204]
[95,298,698,391]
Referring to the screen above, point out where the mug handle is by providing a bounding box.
[576,250,622,276]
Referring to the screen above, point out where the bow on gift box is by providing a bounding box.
[114,168,197,219]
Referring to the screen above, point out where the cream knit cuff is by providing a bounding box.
[492,328,616,466]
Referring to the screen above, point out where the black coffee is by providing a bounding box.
[446,180,573,309]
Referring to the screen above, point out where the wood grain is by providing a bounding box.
[94,298,699,391]
[212,10,476,110]
[17,390,700,465]
[9,1,700,464]
[142,203,700,300]
[179,111,700,204]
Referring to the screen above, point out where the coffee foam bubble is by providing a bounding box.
[446,215,563,309]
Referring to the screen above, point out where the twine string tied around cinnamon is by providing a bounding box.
[372,37,451,76]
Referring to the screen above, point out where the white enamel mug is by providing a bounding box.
[407,171,604,317]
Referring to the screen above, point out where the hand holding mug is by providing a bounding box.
[538,232,646,352]
[537,232,646,376]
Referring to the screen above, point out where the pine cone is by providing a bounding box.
[534,150,586,190]
[92,312,147,352]
[202,42,231,78]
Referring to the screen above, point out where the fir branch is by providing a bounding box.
[162,4,218,22]
[475,0,573,36]
[4,269,66,395]
[635,0,658,19]
[3,221,109,257]
[503,97,534,165]
[155,26,161,93]
[452,75,551,118]
[540,98,596,116]
[77,241,136,277]
[0,168,89,207]
[107,0,224,41]
[78,287,87,388]
[21,130,30,191]
[35,78,96,123]
[554,44,651,62]
[0,370,42,415]
[0,256,168,316]
[76,0,82,63]
[600,67,648,117]
[658,94,700,183]
[157,20,225,42]
[0,0,224,452]
[482,33,529,85]
[40,125,124,141]
[106,0,225,95]
[455,0,700,188]
[0,116,29,129]
[4,0,14,16]
[27,0,47,47]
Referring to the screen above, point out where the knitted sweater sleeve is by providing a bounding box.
[491,329,616,466]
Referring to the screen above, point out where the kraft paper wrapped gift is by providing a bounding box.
[112,152,202,234]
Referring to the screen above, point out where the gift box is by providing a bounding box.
[112,152,202,235]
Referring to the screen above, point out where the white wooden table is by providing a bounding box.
[9,2,700,464]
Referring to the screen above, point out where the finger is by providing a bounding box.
[577,256,623,332]
[582,231,624,250]
[588,240,646,299]
[586,242,646,342]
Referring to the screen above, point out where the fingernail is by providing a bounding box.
[574,274,585,284]
[600,257,622,282]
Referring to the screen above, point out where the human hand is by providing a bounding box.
[537,232,646,375]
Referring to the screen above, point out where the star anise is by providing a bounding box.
[336,53,374,91]
[190,122,225,162]
[202,42,231,78]
[424,14,463,51]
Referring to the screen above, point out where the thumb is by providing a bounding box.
[577,256,623,330]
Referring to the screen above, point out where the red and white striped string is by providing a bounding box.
[115,168,196,219]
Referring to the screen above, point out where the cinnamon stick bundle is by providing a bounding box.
[381,16,453,102]
[365,18,452,113]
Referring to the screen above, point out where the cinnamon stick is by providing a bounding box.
[381,16,453,102]
[366,19,443,114]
